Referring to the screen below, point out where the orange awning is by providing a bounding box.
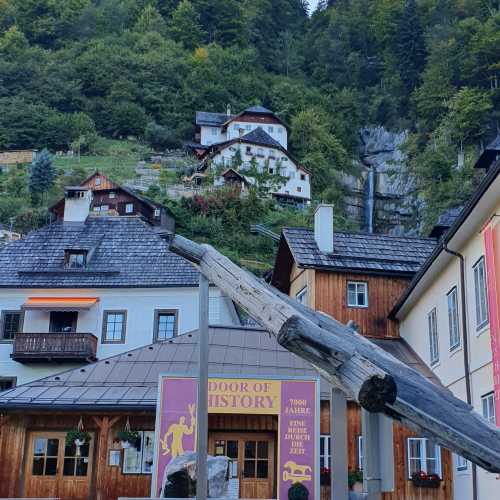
[23,297,99,311]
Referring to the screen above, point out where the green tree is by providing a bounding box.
[168,0,206,50]
[29,149,56,202]
[134,5,167,35]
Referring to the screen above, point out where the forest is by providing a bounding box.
[0,0,499,239]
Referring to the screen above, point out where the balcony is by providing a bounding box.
[11,333,98,363]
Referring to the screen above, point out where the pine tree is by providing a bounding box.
[29,148,56,202]
[169,0,206,50]
[396,0,427,91]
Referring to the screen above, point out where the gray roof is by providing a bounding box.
[475,135,500,169]
[0,326,440,409]
[239,127,282,148]
[195,111,234,127]
[0,216,199,288]
[282,227,436,275]
[244,106,273,114]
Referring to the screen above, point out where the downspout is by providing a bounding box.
[443,243,478,500]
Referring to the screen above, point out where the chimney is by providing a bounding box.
[226,104,231,116]
[314,204,334,254]
[63,187,92,223]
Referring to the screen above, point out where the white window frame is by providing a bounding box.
[482,392,496,424]
[296,287,308,306]
[122,431,155,474]
[473,257,489,331]
[154,208,161,217]
[428,308,439,365]
[455,454,468,471]
[347,281,368,308]
[358,435,364,470]
[407,438,442,479]
[447,287,461,350]
[125,203,134,214]
[320,435,331,468]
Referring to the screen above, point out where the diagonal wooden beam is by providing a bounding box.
[168,234,500,472]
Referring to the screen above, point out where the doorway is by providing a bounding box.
[210,432,275,499]
[49,312,78,333]
[24,431,94,499]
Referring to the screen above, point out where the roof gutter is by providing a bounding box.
[442,243,478,500]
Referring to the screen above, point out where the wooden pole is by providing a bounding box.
[196,274,209,500]
[331,389,348,500]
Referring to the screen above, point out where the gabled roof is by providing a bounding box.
[0,326,440,410]
[474,135,500,170]
[276,227,435,278]
[0,217,198,288]
[244,105,273,114]
[195,111,234,127]
[223,106,289,131]
[239,127,283,149]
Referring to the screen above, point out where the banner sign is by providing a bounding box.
[152,375,319,499]
[483,222,500,426]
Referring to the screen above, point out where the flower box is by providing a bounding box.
[411,471,441,488]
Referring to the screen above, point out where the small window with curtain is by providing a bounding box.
[1,310,23,341]
[65,250,87,269]
[473,257,489,330]
[407,438,441,479]
[428,308,439,365]
[122,431,155,474]
[447,287,461,350]
[347,281,368,308]
[102,311,126,343]
[154,310,178,342]
[482,392,496,424]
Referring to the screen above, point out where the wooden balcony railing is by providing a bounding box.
[11,333,98,363]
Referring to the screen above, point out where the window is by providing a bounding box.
[1,310,23,340]
[63,439,90,476]
[358,435,364,470]
[154,310,178,341]
[125,203,134,214]
[102,311,126,343]
[297,186,302,192]
[123,431,154,474]
[154,208,161,218]
[428,308,439,365]
[347,281,368,308]
[482,392,496,424]
[245,124,251,131]
[268,126,274,134]
[233,124,239,131]
[269,167,274,174]
[65,250,87,269]
[447,287,461,350]
[0,377,16,391]
[211,127,218,136]
[246,146,252,154]
[50,312,77,333]
[296,287,308,305]
[473,257,489,330]
[282,157,288,162]
[243,440,270,479]
[407,438,441,478]
[455,454,468,471]
[109,192,116,198]
[300,173,306,181]
[320,435,331,468]
[257,148,264,157]
[32,437,60,476]
[93,205,109,212]
[95,177,101,186]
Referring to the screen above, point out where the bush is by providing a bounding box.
[145,122,182,150]
[288,482,308,500]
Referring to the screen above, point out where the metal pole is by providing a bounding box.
[331,388,348,500]
[196,274,209,500]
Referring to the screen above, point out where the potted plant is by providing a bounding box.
[117,429,140,449]
[410,471,441,488]
[288,482,308,500]
[320,467,331,486]
[66,428,91,447]
[348,469,363,492]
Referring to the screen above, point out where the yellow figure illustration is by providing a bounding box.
[283,460,312,483]
[160,403,196,457]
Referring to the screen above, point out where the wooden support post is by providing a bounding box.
[331,389,348,500]
[362,410,394,499]
[196,274,209,500]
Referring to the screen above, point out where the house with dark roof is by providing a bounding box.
[190,107,310,205]
[50,171,175,231]
[0,325,450,500]
[0,187,238,389]
[392,155,500,500]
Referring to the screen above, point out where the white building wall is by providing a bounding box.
[211,143,310,201]
[0,286,238,385]
[226,122,287,149]
[400,221,497,500]
[200,125,226,146]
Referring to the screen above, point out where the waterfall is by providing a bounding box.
[364,168,375,233]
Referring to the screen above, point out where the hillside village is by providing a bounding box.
[0,1,500,500]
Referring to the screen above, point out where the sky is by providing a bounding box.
[308,0,321,15]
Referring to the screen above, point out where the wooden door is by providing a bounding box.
[210,432,275,499]
[24,431,94,500]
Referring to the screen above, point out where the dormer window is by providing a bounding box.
[65,250,87,269]
[95,177,101,186]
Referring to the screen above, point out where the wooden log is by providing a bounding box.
[168,235,500,473]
